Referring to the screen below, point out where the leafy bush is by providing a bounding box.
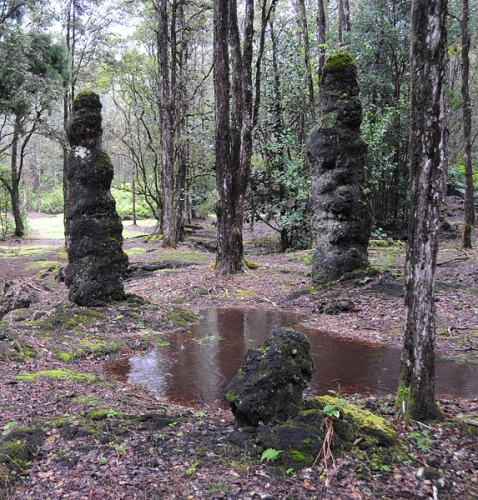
[448,159,478,199]
[40,186,64,214]
[111,186,153,220]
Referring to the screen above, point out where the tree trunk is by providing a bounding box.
[343,0,351,32]
[35,144,42,213]
[296,0,316,122]
[316,0,327,77]
[461,0,475,249]
[213,0,234,270]
[132,177,137,226]
[397,0,447,422]
[174,0,188,242]
[213,0,254,274]
[157,0,176,247]
[338,0,344,45]
[11,114,25,237]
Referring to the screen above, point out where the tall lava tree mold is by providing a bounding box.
[64,91,129,306]
[306,53,372,284]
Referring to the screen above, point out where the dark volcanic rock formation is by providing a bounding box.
[306,52,373,284]
[225,330,315,428]
[0,280,39,320]
[64,91,128,306]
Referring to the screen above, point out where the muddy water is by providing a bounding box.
[106,308,478,408]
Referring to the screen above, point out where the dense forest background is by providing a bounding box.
[0,0,476,246]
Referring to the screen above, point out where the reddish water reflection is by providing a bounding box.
[105,308,478,408]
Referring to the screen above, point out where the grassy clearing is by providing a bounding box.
[0,245,65,260]
[27,214,64,239]
[27,214,156,240]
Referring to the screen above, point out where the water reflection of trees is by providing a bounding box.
[125,309,478,406]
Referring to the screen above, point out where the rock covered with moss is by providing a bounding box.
[0,425,45,496]
[306,52,373,284]
[229,396,397,471]
[225,330,315,427]
[64,91,128,306]
[0,279,39,320]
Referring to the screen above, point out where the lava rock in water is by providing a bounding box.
[225,329,315,427]
[64,91,128,306]
[306,52,373,284]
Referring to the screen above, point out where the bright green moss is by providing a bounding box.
[291,450,306,462]
[15,369,96,384]
[316,395,397,445]
[323,51,357,73]
[57,352,74,363]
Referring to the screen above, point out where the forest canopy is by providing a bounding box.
[0,0,476,245]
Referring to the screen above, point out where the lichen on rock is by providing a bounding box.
[64,91,128,306]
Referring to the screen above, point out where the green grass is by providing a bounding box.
[27,214,65,239]
[27,214,156,240]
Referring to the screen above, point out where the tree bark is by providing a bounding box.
[460,0,475,249]
[397,0,447,422]
[9,114,27,237]
[343,0,351,32]
[213,0,234,270]
[157,0,176,247]
[213,0,254,274]
[296,0,316,122]
[316,0,327,77]
[338,0,344,45]
[174,0,188,242]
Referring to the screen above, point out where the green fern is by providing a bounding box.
[260,448,283,463]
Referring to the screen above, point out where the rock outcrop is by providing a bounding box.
[225,329,315,427]
[0,280,39,320]
[307,52,373,284]
[64,91,128,306]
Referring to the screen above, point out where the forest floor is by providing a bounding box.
[1,196,478,499]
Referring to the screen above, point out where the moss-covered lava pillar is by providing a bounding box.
[306,52,372,284]
[64,91,128,306]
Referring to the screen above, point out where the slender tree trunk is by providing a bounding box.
[343,0,351,32]
[35,145,42,213]
[63,0,75,234]
[174,0,188,242]
[238,0,254,238]
[213,0,254,274]
[132,177,137,226]
[338,0,344,45]
[11,114,25,237]
[397,0,447,422]
[213,0,233,270]
[157,0,176,247]
[296,0,316,122]
[317,0,327,77]
[461,0,475,248]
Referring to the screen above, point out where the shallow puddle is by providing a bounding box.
[106,308,478,408]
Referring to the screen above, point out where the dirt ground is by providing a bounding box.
[1,198,478,499]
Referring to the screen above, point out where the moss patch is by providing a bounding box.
[26,260,64,271]
[312,396,397,446]
[125,247,147,257]
[165,307,197,328]
[454,414,478,436]
[15,369,96,384]
[323,51,357,73]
